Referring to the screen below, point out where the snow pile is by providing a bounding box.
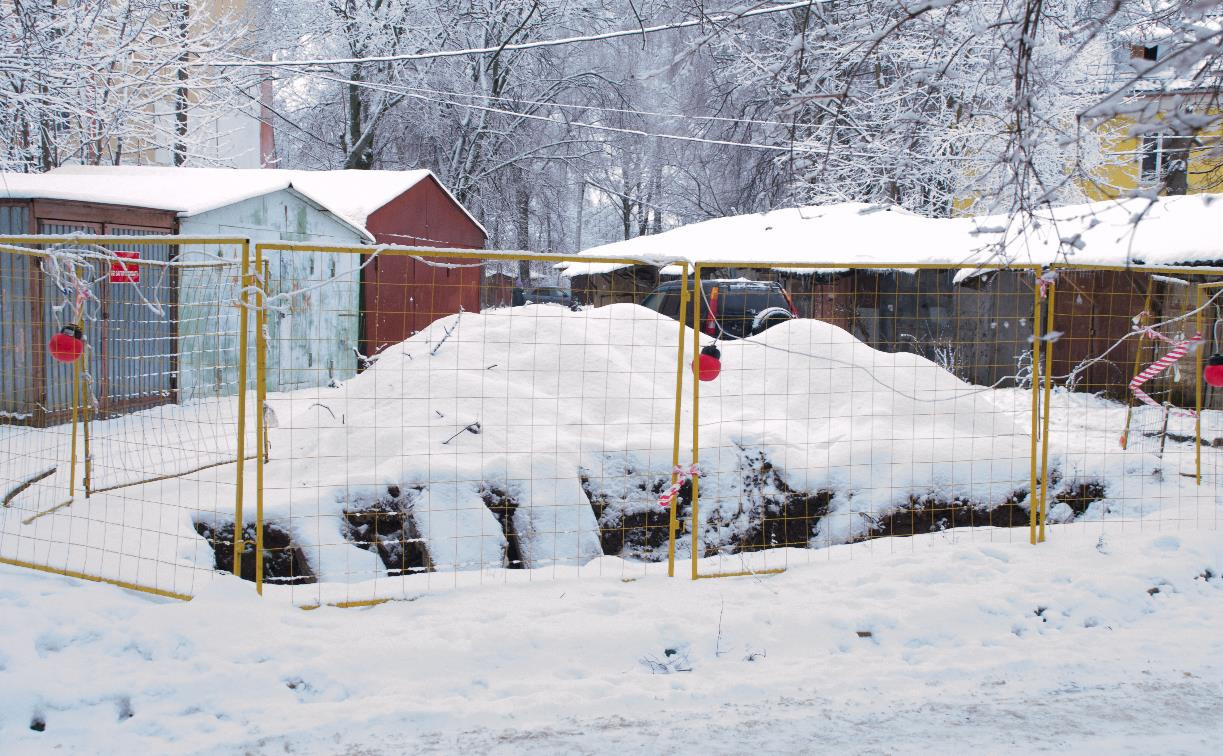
[4,301,1218,600]
[559,194,1223,276]
[266,304,1033,574]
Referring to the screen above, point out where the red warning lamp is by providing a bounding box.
[695,343,721,381]
[1205,353,1223,388]
[48,324,85,363]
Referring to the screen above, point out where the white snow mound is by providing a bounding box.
[268,304,1033,570]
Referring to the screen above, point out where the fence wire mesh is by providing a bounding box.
[684,261,1222,579]
[3,235,1220,603]
[0,237,252,599]
[248,244,691,606]
[1037,269,1223,546]
[684,262,1044,578]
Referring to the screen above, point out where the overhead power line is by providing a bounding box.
[386,81,960,133]
[203,1,824,68]
[378,82,814,130]
[304,69,984,161]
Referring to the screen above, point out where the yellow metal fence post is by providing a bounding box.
[68,265,87,498]
[1037,278,1057,542]
[255,245,267,595]
[666,262,690,578]
[690,264,703,580]
[82,366,91,496]
[1120,279,1155,450]
[234,241,250,579]
[1195,283,1204,485]
[68,348,80,497]
[1029,272,1044,545]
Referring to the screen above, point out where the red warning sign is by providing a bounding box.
[110,251,140,283]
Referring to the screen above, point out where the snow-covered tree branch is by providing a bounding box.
[0,0,255,172]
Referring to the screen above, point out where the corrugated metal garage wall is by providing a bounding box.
[0,205,35,421]
[360,177,486,357]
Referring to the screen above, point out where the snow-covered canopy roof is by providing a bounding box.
[0,165,486,242]
[558,194,1223,278]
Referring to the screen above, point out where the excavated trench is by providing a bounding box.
[479,485,525,569]
[861,494,1031,539]
[341,484,433,576]
[196,453,1107,584]
[194,520,315,584]
[581,472,689,559]
[1052,481,1109,517]
[700,450,835,555]
[692,449,1106,553]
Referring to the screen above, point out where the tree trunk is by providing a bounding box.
[174,1,189,166]
[574,182,585,252]
[344,64,374,170]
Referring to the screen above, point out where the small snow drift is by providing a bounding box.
[263,303,1037,581]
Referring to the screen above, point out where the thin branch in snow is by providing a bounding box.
[442,422,482,445]
[430,312,462,356]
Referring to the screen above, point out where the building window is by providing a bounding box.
[1140,134,1191,194]
[1130,44,1159,61]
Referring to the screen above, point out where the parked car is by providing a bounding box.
[639,279,798,339]
[512,286,575,308]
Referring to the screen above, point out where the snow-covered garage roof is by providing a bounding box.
[559,194,1223,277]
[0,165,485,241]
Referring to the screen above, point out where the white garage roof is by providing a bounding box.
[559,194,1223,277]
[0,165,486,241]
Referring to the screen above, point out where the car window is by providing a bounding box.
[640,292,665,312]
[660,291,682,319]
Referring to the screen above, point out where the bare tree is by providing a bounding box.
[257,0,1221,250]
[0,0,253,172]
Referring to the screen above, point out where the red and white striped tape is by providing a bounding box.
[658,464,699,508]
[1128,329,1202,417]
[1036,271,1058,300]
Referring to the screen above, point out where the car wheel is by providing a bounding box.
[751,306,793,334]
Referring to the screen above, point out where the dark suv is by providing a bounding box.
[640,279,798,339]
[512,286,574,308]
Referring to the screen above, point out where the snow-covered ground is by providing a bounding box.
[3,302,1222,752]
[3,303,1220,605]
[2,527,1222,753]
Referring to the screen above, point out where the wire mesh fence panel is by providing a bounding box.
[251,244,692,606]
[685,262,1223,579]
[5,238,1217,603]
[0,237,252,599]
[1037,268,1223,546]
[686,262,1049,578]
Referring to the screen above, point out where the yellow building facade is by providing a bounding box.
[1086,101,1223,200]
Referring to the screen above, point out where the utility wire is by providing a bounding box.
[369,82,820,130]
[302,69,982,161]
[202,1,826,68]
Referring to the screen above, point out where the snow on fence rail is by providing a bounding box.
[2,236,1221,605]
